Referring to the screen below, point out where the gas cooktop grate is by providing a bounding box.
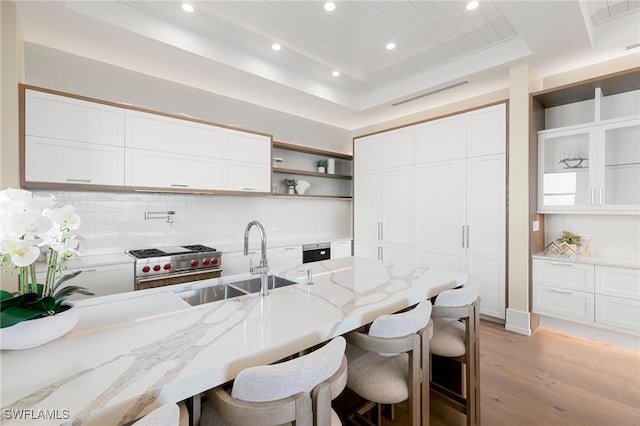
[128,245,217,259]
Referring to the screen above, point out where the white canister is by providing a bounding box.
[327,158,335,174]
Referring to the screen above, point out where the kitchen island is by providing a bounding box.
[1,257,467,425]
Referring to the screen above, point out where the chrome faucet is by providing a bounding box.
[243,220,269,296]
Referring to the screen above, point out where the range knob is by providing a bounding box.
[142,265,151,273]
[153,265,161,272]
[211,257,219,265]
[191,260,199,267]
[163,263,171,270]
[202,258,210,266]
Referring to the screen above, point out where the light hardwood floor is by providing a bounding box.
[381,321,640,426]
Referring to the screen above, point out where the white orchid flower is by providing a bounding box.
[0,188,33,204]
[51,237,80,260]
[0,238,41,267]
[3,211,53,240]
[43,205,81,231]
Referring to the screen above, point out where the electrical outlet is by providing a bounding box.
[532,220,540,232]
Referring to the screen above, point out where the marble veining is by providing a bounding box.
[1,257,467,425]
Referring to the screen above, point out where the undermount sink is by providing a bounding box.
[176,274,300,306]
[228,275,299,294]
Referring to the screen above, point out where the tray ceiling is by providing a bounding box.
[15,1,640,129]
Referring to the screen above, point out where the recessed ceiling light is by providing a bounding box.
[466,1,479,10]
[332,71,340,77]
[386,42,396,50]
[182,3,194,13]
[272,43,281,51]
[324,2,336,12]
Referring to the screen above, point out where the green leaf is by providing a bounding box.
[0,289,15,301]
[1,292,39,311]
[0,305,47,328]
[53,286,93,306]
[51,271,83,293]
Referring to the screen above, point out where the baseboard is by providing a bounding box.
[504,308,531,336]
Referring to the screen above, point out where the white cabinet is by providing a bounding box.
[125,110,223,156]
[538,87,640,214]
[354,127,414,265]
[594,266,640,332]
[125,149,223,190]
[26,137,125,185]
[37,263,134,300]
[414,103,506,163]
[270,246,303,271]
[124,110,224,190]
[415,154,506,319]
[413,104,506,319]
[354,127,414,172]
[354,104,506,318]
[330,240,352,259]
[25,89,125,186]
[533,258,640,333]
[222,129,271,192]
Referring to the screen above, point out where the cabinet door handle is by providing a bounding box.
[461,225,466,248]
[242,187,256,191]
[590,188,595,205]
[67,178,91,183]
[550,288,573,294]
[598,188,603,205]
[377,222,381,241]
[380,222,384,241]
[380,246,384,260]
[549,262,573,266]
[466,225,470,248]
[171,184,188,188]
[283,247,296,251]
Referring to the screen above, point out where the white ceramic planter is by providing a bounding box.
[0,304,79,350]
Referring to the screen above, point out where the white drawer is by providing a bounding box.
[595,266,640,300]
[595,294,640,332]
[533,259,594,292]
[533,285,594,324]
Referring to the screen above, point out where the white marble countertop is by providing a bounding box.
[0,257,467,426]
[532,253,640,269]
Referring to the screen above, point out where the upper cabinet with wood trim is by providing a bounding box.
[21,86,272,195]
[24,89,126,186]
[124,109,224,190]
[222,129,271,193]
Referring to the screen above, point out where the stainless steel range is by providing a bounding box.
[128,244,222,290]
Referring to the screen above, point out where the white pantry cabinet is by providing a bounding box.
[354,127,414,265]
[25,89,125,186]
[222,129,271,192]
[533,258,640,333]
[413,104,506,319]
[354,104,506,319]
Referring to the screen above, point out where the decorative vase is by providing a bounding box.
[288,185,296,194]
[0,304,79,350]
[327,158,335,174]
[317,166,326,173]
